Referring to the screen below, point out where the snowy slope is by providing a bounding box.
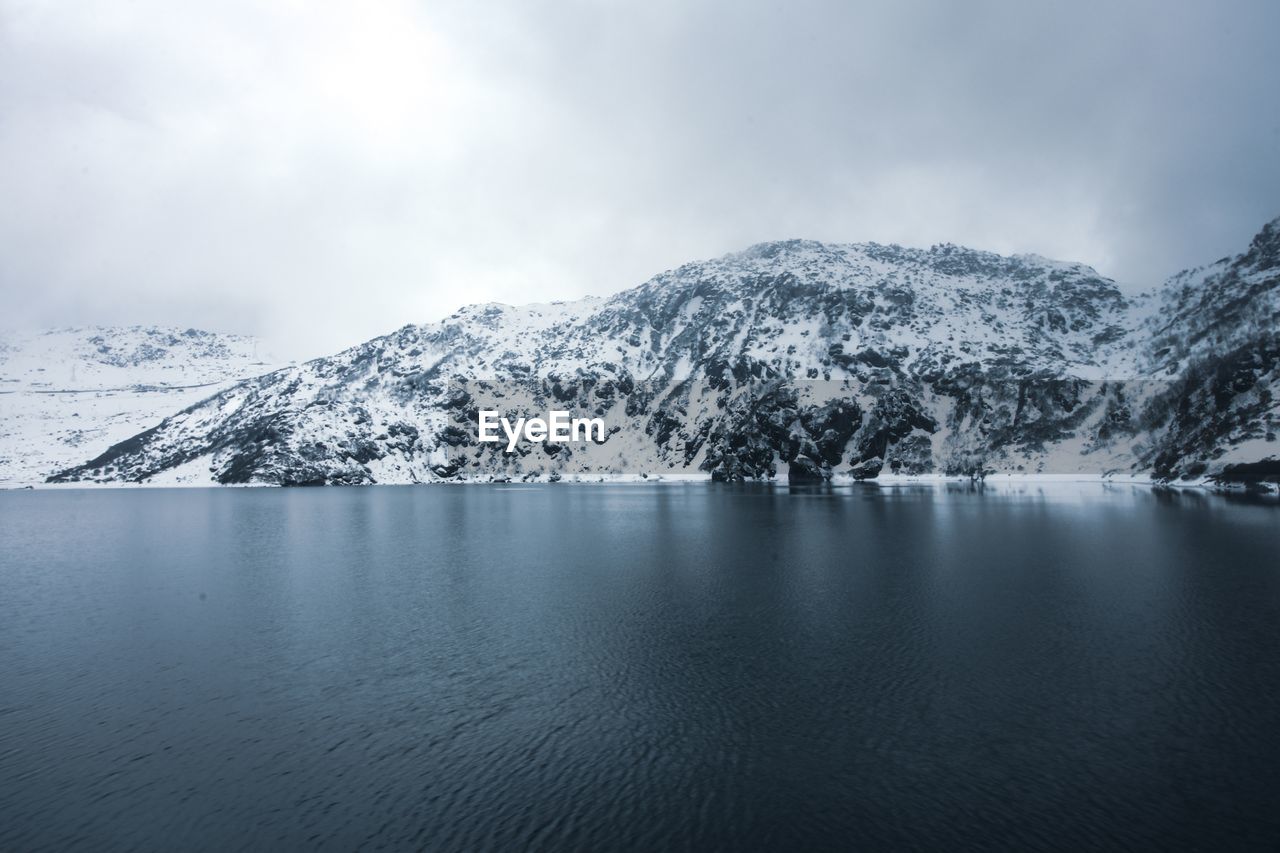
[0,327,280,486]
[43,218,1280,487]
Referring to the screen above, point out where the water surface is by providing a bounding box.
[1,484,1278,850]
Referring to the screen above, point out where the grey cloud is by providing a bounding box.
[2,0,1277,358]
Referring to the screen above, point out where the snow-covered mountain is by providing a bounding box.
[0,326,279,485]
[42,218,1280,488]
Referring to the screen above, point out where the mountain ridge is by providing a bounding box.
[37,216,1280,488]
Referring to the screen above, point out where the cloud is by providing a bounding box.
[2,0,1278,358]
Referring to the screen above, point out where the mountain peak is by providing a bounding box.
[25,217,1280,489]
[1245,215,1280,268]
[732,238,835,260]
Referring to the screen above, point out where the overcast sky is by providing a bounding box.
[2,0,1278,359]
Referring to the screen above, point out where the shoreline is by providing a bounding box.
[5,471,1276,495]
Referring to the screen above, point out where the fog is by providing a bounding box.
[3,0,1277,358]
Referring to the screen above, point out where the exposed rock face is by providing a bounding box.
[46,219,1280,486]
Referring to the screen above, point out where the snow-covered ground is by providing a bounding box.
[0,327,281,486]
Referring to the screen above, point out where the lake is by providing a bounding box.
[1,483,1278,850]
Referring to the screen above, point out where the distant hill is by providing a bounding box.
[0,326,279,485]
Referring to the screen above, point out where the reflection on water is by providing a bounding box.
[0,484,1277,851]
